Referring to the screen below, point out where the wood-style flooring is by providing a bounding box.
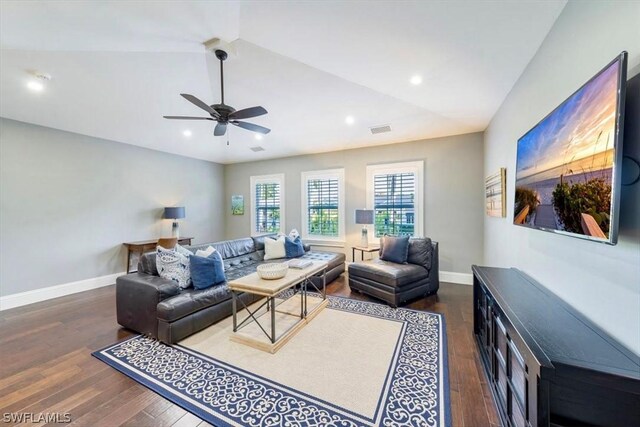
[0,276,499,426]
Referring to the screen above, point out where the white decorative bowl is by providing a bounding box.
[257,263,289,280]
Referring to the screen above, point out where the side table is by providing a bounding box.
[351,246,380,262]
[123,237,194,273]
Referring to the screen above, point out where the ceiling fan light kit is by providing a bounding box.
[163,49,270,138]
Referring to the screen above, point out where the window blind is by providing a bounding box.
[373,172,416,237]
[306,178,339,237]
[255,182,280,233]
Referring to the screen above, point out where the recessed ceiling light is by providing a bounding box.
[410,75,423,85]
[26,72,51,92]
[345,115,355,125]
[255,134,263,140]
[183,130,192,137]
[27,80,44,92]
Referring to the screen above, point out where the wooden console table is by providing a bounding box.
[123,237,193,273]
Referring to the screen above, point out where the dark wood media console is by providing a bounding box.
[472,266,639,427]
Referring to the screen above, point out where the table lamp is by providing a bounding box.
[355,209,374,247]
[164,206,185,238]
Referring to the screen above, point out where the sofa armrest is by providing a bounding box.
[116,273,181,337]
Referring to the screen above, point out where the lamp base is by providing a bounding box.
[172,221,180,239]
[360,227,369,247]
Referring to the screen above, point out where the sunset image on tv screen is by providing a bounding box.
[514,59,620,239]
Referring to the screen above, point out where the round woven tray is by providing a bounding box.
[257,262,289,280]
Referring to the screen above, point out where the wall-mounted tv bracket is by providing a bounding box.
[622,155,640,185]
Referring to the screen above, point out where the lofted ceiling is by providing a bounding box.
[0,1,566,164]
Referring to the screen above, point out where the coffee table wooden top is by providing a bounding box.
[228,261,327,297]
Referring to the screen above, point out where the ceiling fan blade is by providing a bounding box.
[180,94,219,117]
[163,116,214,120]
[214,122,227,136]
[231,121,271,134]
[229,106,268,120]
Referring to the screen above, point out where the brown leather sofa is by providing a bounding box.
[116,235,345,344]
[348,237,439,307]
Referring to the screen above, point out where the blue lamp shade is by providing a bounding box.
[164,206,185,220]
[355,209,374,225]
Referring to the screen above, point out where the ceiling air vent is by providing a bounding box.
[250,146,265,152]
[370,124,391,135]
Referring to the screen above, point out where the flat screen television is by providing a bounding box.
[513,52,627,245]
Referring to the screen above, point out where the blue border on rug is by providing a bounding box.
[93,295,451,427]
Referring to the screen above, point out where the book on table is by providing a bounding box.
[288,259,312,269]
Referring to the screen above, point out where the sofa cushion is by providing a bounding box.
[348,259,428,288]
[264,236,286,260]
[138,252,158,276]
[190,238,255,260]
[157,285,232,322]
[285,236,305,258]
[195,245,215,258]
[380,235,410,264]
[156,246,191,289]
[224,261,262,281]
[251,234,278,251]
[176,244,193,257]
[190,252,225,290]
[407,237,433,270]
[300,250,346,271]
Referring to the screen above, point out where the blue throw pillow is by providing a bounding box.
[190,252,225,290]
[284,236,305,258]
[380,235,410,264]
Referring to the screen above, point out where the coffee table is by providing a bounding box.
[228,261,328,353]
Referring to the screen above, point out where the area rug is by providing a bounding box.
[94,295,450,427]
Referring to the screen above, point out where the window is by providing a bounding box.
[250,174,285,235]
[301,169,345,242]
[366,161,423,237]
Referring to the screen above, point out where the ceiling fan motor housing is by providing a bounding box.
[212,103,235,121]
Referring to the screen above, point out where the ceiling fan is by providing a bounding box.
[164,49,270,137]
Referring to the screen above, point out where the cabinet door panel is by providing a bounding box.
[511,392,527,427]
[510,342,527,407]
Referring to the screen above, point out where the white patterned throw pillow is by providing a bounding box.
[264,236,286,260]
[289,228,300,240]
[175,244,194,257]
[156,246,191,289]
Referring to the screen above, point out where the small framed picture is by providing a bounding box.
[486,168,506,217]
[231,195,244,215]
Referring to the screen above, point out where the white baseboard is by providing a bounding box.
[440,271,473,285]
[0,272,124,311]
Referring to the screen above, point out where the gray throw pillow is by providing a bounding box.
[407,237,433,270]
[380,235,410,264]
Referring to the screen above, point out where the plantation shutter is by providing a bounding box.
[306,178,340,237]
[373,172,416,237]
[255,182,281,233]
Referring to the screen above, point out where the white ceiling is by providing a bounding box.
[0,1,566,164]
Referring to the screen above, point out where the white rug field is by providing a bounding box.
[94,295,450,427]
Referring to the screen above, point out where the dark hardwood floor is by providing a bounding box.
[0,276,499,427]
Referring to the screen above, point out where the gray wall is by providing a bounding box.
[0,118,225,296]
[484,1,640,354]
[224,132,485,274]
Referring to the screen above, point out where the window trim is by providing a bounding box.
[301,168,345,243]
[250,173,285,236]
[366,161,424,237]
